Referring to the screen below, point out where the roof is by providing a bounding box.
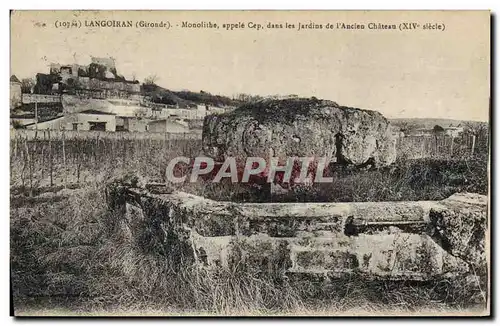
[116,115,144,119]
[79,109,116,115]
[10,75,21,83]
[148,119,188,128]
[24,115,65,127]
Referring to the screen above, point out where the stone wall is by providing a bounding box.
[79,77,140,93]
[106,181,487,281]
[22,93,61,104]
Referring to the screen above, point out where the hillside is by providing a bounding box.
[141,84,242,108]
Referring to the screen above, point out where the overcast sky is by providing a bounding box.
[11,10,490,121]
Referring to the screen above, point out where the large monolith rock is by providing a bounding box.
[202,98,397,166]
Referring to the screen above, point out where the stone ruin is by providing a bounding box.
[106,98,487,282]
[106,182,487,281]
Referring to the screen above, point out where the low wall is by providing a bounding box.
[22,94,61,104]
[106,182,488,281]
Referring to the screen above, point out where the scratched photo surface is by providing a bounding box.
[10,10,490,316]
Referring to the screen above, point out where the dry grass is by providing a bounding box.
[10,135,489,316]
[176,154,488,203]
[11,184,488,315]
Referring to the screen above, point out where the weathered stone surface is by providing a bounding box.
[106,182,488,281]
[429,193,488,271]
[202,98,397,166]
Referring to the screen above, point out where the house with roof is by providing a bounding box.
[10,75,22,109]
[91,56,116,70]
[147,119,190,133]
[444,124,464,137]
[115,115,148,132]
[66,109,117,131]
[39,57,140,100]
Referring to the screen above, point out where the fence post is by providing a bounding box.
[24,138,33,196]
[471,134,476,156]
[49,130,53,187]
[450,135,454,157]
[14,135,18,160]
[62,129,67,188]
[41,137,45,175]
[95,133,99,164]
[122,133,126,169]
[75,138,79,184]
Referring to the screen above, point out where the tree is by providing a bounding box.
[144,74,159,86]
[11,120,25,129]
[433,125,445,133]
[20,78,35,93]
[399,122,409,133]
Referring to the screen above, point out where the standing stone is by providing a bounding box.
[202,98,397,167]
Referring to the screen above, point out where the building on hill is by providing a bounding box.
[49,63,86,82]
[148,119,190,133]
[91,56,116,70]
[10,75,22,109]
[78,77,140,99]
[115,116,148,132]
[444,126,464,137]
[37,57,139,100]
[66,109,117,131]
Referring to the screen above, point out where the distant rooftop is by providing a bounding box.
[10,75,21,83]
[80,109,116,115]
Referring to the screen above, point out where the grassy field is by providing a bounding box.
[10,184,488,315]
[10,133,489,315]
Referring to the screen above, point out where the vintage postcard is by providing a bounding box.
[10,10,490,317]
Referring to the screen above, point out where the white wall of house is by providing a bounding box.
[148,120,189,133]
[67,113,116,131]
[445,128,464,138]
[116,116,148,132]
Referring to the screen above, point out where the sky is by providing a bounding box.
[10,10,490,121]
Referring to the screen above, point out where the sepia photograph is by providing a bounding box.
[9,10,490,317]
